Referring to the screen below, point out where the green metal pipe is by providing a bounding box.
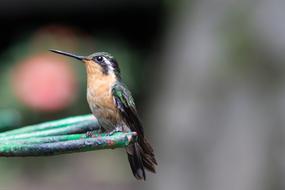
[0,132,137,157]
[0,133,87,145]
[0,119,99,141]
[0,114,95,137]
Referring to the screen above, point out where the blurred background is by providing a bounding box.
[0,0,285,189]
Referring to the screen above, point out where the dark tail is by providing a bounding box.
[126,138,157,180]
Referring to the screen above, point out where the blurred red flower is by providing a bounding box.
[12,53,78,112]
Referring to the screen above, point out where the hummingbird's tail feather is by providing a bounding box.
[127,142,146,180]
[139,138,157,172]
[127,138,157,180]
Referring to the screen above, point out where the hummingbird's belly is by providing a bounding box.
[87,91,121,131]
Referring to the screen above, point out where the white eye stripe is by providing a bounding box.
[103,57,114,71]
[103,57,110,65]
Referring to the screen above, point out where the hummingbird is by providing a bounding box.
[50,49,157,180]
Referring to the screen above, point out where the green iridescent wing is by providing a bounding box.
[113,83,157,176]
[112,83,144,136]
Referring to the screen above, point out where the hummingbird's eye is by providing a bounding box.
[95,56,103,63]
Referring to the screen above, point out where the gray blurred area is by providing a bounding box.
[147,0,285,190]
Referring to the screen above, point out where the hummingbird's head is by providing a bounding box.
[49,49,121,79]
[86,52,120,77]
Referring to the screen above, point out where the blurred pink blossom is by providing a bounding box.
[12,54,78,112]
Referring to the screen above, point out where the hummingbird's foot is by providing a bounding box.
[86,131,94,137]
[86,127,104,137]
[107,126,123,136]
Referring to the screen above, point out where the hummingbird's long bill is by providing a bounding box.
[49,49,85,61]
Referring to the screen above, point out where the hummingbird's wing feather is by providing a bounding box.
[112,83,144,136]
[112,83,157,177]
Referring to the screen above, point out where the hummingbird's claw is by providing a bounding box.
[107,127,123,136]
[86,131,94,137]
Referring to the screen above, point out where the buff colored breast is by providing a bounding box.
[85,61,120,125]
